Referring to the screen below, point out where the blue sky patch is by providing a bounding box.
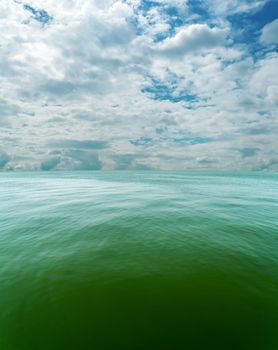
[23,4,52,25]
[169,136,215,145]
[187,0,209,21]
[227,0,278,57]
[142,77,198,103]
[130,134,215,147]
[130,137,153,146]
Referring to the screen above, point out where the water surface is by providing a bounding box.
[0,171,277,349]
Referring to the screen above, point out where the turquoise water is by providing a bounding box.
[0,171,278,350]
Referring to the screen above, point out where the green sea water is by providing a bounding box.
[0,171,278,350]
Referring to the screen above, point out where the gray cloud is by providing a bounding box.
[113,154,136,170]
[0,151,10,169]
[64,150,102,170]
[0,99,20,120]
[41,80,76,96]
[48,140,108,150]
[40,157,61,171]
[243,127,271,135]
[112,154,152,170]
[238,148,259,158]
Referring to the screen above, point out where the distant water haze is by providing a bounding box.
[0,171,277,349]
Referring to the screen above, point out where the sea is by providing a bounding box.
[0,171,277,350]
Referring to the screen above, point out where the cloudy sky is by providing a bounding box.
[0,0,277,171]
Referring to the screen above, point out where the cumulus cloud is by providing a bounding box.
[0,0,277,171]
[157,24,228,56]
[260,19,278,44]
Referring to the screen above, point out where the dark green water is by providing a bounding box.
[0,171,278,350]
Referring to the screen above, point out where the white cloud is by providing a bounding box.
[157,24,228,57]
[203,0,267,16]
[0,0,277,171]
[250,53,278,98]
[260,19,278,44]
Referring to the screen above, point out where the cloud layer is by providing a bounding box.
[0,0,277,171]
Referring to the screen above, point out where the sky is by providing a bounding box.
[0,0,277,171]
